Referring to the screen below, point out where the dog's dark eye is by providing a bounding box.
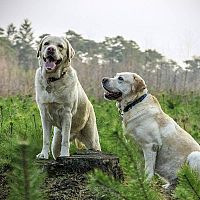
[118,77,124,81]
[58,44,64,49]
[44,42,49,46]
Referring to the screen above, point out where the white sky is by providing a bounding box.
[0,0,200,64]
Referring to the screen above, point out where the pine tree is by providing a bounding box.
[174,164,200,200]
[8,140,45,200]
[14,19,37,69]
[15,19,34,47]
[0,27,5,37]
[6,23,17,44]
[0,24,17,41]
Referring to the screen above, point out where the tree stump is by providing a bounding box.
[37,150,124,200]
[0,165,10,200]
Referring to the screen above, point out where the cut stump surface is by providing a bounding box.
[37,150,124,200]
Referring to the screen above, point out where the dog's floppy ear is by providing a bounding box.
[65,38,75,60]
[132,75,146,93]
[36,35,49,58]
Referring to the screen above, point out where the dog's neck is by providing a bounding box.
[117,88,148,113]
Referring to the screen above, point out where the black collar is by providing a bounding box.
[123,93,147,113]
[47,71,66,84]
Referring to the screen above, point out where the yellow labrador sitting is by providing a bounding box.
[102,72,200,189]
[35,35,101,159]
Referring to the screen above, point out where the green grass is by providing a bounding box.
[0,95,42,168]
[0,93,200,199]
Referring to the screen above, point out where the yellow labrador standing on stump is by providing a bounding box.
[35,35,101,160]
[102,72,200,189]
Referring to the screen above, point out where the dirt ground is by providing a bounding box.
[0,165,10,200]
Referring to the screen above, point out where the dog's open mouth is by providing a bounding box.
[103,86,122,100]
[43,56,62,71]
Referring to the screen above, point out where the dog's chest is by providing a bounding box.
[44,102,65,128]
[38,81,75,105]
[123,107,162,145]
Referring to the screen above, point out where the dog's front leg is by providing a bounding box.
[143,143,158,181]
[60,111,72,157]
[37,108,52,159]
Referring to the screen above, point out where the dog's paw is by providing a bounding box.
[162,183,170,189]
[59,153,70,157]
[162,183,176,193]
[36,152,49,159]
[60,146,70,157]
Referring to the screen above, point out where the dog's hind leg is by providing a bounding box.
[187,151,200,173]
[51,127,62,160]
[78,108,101,151]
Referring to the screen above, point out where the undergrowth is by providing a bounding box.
[0,93,199,199]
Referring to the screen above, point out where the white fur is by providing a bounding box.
[187,151,200,172]
[35,36,101,159]
[102,72,200,187]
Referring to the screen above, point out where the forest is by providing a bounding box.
[0,19,200,97]
[0,19,200,200]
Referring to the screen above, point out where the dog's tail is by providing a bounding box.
[187,151,200,173]
[75,138,86,150]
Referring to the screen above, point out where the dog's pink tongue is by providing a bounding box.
[45,61,56,69]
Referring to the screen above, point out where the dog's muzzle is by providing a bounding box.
[43,47,62,71]
[102,78,122,100]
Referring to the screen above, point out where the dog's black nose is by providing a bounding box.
[102,77,108,84]
[47,47,55,53]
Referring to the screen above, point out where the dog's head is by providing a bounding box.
[37,35,75,72]
[102,72,147,101]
